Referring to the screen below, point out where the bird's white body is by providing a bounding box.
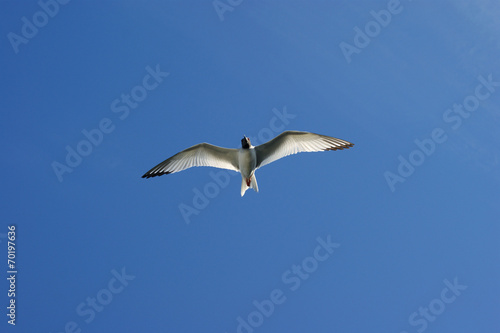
[238,146,256,179]
[142,130,354,196]
[238,146,258,196]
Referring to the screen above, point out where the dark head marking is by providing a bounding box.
[241,136,250,149]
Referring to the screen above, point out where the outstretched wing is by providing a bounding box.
[142,143,239,178]
[255,131,354,168]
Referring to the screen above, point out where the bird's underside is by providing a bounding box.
[142,130,354,196]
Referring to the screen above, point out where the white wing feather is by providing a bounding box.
[255,131,354,168]
[142,143,239,178]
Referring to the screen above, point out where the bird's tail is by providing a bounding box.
[241,174,259,197]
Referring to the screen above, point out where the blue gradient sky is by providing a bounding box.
[1,1,499,332]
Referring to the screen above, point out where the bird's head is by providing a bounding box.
[241,136,251,149]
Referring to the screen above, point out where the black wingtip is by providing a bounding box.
[325,143,354,151]
[141,171,172,179]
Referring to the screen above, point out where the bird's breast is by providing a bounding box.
[238,148,257,178]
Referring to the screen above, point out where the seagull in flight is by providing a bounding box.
[142,131,354,196]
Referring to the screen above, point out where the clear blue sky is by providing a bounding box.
[1,1,499,332]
